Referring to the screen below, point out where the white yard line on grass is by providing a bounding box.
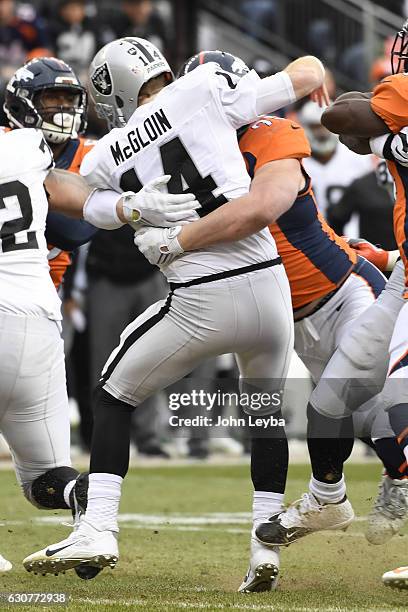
[3,512,406,541]
[30,512,367,526]
[118,524,408,540]
[75,598,398,612]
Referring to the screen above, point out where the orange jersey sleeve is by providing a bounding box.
[47,248,71,290]
[68,137,96,174]
[239,116,311,174]
[46,137,96,287]
[371,73,408,134]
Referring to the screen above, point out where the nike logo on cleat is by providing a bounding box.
[45,544,73,557]
[286,529,301,539]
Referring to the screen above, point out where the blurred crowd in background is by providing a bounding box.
[0,0,403,460]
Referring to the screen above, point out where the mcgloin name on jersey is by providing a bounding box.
[110,108,172,166]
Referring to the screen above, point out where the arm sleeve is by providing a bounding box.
[239,118,311,176]
[83,188,124,230]
[80,142,112,189]
[212,68,296,129]
[45,212,98,251]
[371,74,408,134]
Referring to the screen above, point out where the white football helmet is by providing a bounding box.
[89,37,174,130]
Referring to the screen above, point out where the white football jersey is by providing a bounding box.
[303,143,373,216]
[0,129,61,319]
[81,64,290,282]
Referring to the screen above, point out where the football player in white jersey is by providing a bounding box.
[0,128,90,571]
[23,38,328,582]
[0,118,197,575]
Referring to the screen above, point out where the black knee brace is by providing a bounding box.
[28,466,79,510]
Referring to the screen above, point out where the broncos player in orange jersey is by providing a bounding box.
[242,115,408,588]
[3,56,98,289]
[176,52,401,593]
[293,21,408,589]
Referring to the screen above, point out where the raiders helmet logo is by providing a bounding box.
[91,63,112,96]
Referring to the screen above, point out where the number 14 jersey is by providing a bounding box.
[80,63,294,282]
[0,129,61,320]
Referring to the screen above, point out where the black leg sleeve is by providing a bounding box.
[250,411,288,493]
[307,403,354,484]
[374,436,408,479]
[90,388,135,478]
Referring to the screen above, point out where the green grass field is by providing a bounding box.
[0,463,407,611]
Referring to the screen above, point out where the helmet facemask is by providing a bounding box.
[4,58,88,144]
[391,21,408,74]
[33,86,87,144]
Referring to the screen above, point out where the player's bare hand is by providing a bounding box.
[310,84,330,107]
[134,225,184,266]
[120,175,200,228]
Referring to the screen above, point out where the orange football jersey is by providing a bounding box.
[371,76,408,295]
[371,73,408,134]
[383,159,408,296]
[239,117,357,309]
[47,137,95,288]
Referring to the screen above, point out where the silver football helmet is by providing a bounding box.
[89,37,174,130]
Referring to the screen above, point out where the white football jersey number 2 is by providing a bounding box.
[0,180,38,253]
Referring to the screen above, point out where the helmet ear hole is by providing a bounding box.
[115,95,124,109]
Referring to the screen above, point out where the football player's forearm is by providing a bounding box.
[284,56,325,99]
[179,161,300,251]
[83,189,125,230]
[178,195,267,251]
[178,187,295,251]
[46,169,92,218]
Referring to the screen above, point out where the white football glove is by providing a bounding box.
[122,175,199,228]
[370,129,408,168]
[134,225,184,266]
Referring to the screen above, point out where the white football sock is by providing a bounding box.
[252,491,284,528]
[84,473,123,532]
[63,479,76,508]
[309,475,346,504]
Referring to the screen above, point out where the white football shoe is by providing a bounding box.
[366,476,408,545]
[382,566,408,590]
[256,492,354,546]
[0,554,12,572]
[238,529,279,593]
[23,519,118,576]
